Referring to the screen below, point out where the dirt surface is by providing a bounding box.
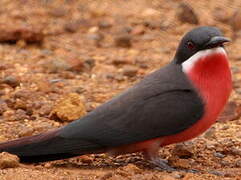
[0,0,241,179]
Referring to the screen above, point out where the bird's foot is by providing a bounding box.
[148,158,176,172]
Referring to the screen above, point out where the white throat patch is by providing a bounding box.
[182,47,226,73]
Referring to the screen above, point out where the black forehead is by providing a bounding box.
[181,26,223,45]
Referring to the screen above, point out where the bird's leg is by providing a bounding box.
[143,140,176,172]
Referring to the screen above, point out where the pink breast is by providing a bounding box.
[161,51,232,146]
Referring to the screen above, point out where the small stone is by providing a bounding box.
[171,171,185,179]
[230,147,241,156]
[14,99,27,110]
[131,25,145,35]
[14,90,32,99]
[160,175,177,180]
[143,20,162,29]
[99,172,113,180]
[142,8,160,18]
[122,66,138,77]
[49,7,67,17]
[51,93,86,122]
[74,86,85,94]
[79,155,93,163]
[64,20,81,33]
[18,126,35,137]
[218,101,240,122]
[214,152,225,158]
[212,7,230,23]
[235,159,241,167]
[172,143,194,158]
[15,109,28,121]
[44,162,52,168]
[0,25,43,44]
[0,100,8,115]
[117,164,142,174]
[83,58,95,71]
[98,21,112,29]
[231,9,241,32]
[114,34,132,48]
[2,76,20,88]
[176,2,199,24]
[204,127,216,140]
[112,59,129,66]
[45,58,91,73]
[39,104,53,116]
[87,33,104,47]
[170,158,191,169]
[0,152,20,169]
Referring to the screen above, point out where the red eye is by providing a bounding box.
[187,41,195,50]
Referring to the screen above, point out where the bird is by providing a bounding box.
[0,26,232,171]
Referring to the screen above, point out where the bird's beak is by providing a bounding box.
[205,36,230,48]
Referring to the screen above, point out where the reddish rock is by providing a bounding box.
[0,25,44,44]
[176,2,199,24]
[114,34,132,48]
[51,93,86,122]
[0,152,20,169]
[172,143,194,158]
[2,75,20,88]
[218,101,241,122]
[122,65,138,77]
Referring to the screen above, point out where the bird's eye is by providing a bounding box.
[187,41,195,50]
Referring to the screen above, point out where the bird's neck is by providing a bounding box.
[183,47,232,125]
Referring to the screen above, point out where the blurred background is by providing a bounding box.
[0,0,241,179]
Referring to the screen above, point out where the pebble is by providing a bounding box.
[218,101,240,122]
[2,75,20,88]
[87,33,104,47]
[49,7,67,17]
[44,59,71,73]
[212,7,230,23]
[98,20,112,29]
[64,20,81,33]
[0,100,8,115]
[15,109,28,121]
[14,90,32,99]
[231,9,241,33]
[176,2,199,24]
[214,152,225,158]
[131,25,145,35]
[122,66,138,77]
[14,99,27,110]
[74,86,86,94]
[204,127,216,140]
[114,34,132,48]
[51,93,86,122]
[230,147,241,156]
[112,58,129,66]
[0,25,44,44]
[172,143,194,158]
[0,152,20,169]
[79,155,93,163]
[141,8,160,18]
[235,159,241,167]
[18,126,35,137]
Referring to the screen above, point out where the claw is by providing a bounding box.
[149,158,176,172]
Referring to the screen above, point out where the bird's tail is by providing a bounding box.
[0,128,103,163]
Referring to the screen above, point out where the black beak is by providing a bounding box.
[205,36,230,48]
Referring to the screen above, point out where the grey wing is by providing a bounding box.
[59,89,204,152]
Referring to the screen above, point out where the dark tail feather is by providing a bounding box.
[0,128,103,163]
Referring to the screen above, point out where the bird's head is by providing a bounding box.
[174,26,230,71]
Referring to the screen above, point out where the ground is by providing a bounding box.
[0,0,241,179]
